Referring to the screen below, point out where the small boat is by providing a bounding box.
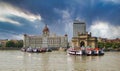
[32,48,38,53]
[68,50,82,55]
[26,47,33,52]
[21,48,26,52]
[46,48,52,52]
[67,47,104,56]
[21,47,53,53]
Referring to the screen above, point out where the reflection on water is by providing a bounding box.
[0,50,120,71]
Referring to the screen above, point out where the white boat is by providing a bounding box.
[76,51,82,55]
[26,47,33,52]
[33,48,38,52]
[67,49,82,55]
[67,47,104,56]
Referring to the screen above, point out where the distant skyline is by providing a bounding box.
[0,0,120,40]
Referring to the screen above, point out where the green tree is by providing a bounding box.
[111,42,116,49]
[0,44,2,47]
[6,40,15,47]
[16,40,23,48]
[98,42,104,48]
[105,42,112,49]
[115,43,120,49]
[117,43,120,48]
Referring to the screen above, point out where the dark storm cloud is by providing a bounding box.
[0,0,120,39]
[2,0,119,25]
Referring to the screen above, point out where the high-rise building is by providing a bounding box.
[73,20,86,37]
[72,20,97,48]
[24,24,68,49]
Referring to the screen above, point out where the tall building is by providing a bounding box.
[24,24,68,48]
[73,20,86,37]
[72,20,97,48]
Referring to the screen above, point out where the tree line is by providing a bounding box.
[98,42,120,49]
[5,40,23,48]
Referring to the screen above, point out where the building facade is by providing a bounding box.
[73,20,86,37]
[0,39,8,47]
[72,20,97,48]
[98,37,120,43]
[24,25,68,48]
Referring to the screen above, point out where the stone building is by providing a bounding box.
[0,39,8,47]
[24,24,68,48]
[72,20,97,48]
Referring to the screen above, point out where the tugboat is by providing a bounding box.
[67,47,104,56]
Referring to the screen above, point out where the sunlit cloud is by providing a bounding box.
[0,17,21,25]
[0,2,41,25]
[89,21,120,39]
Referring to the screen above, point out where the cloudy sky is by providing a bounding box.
[0,0,120,40]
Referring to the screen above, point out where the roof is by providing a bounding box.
[42,24,49,32]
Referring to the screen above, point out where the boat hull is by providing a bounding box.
[67,50,104,56]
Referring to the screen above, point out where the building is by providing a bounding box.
[72,20,97,48]
[24,24,68,48]
[0,39,8,47]
[98,37,120,43]
[73,20,86,37]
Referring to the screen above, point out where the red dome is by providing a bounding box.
[65,34,68,36]
[43,24,49,32]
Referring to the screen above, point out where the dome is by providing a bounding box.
[43,24,49,33]
[64,34,68,37]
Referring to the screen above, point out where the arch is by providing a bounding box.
[80,41,85,47]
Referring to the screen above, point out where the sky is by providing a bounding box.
[0,0,120,40]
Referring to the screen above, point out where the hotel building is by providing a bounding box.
[24,25,68,48]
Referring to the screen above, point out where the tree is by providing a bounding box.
[105,42,112,49]
[6,40,23,48]
[112,42,116,49]
[6,40,15,47]
[16,40,23,48]
[98,42,104,48]
[0,44,2,47]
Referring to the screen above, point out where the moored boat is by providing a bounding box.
[67,47,104,56]
[21,47,52,53]
[32,48,38,53]
[21,48,26,52]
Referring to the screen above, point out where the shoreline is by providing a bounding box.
[104,49,120,52]
[0,47,21,50]
[0,47,120,52]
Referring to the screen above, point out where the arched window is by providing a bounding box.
[80,41,85,47]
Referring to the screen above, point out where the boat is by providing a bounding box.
[67,47,104,56]
[21,47,52,53]
[32,48,38,53]
[46,48,52,52]
[26,47,33,52]
[21,48,26,52]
